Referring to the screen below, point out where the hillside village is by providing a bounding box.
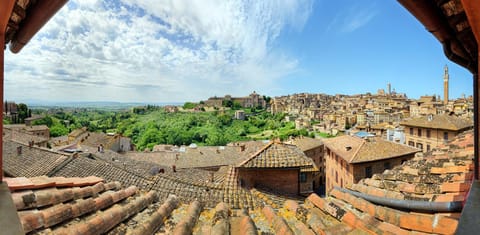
[2,111,475,234]
[1,83,475,234]
[1,68,476,235]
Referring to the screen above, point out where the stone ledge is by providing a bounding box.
[0,182,24,235]
[456,180,480,234]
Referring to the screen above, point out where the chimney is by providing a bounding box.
[345,146,352,151]
[240,145,245,152]
[172,165,176,173]
[17,146,22,155]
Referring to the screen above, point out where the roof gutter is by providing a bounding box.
[335,186,463,213]
[9,0,68,53]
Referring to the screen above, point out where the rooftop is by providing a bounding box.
[238,141,316,169]
[400,114,473,131]
[3,128,48,145]
[323,135,421,163]
[290,136,323,152]
[1,129,474,234]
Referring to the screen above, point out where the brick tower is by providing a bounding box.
[443,65,449,106]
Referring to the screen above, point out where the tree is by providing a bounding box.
[50,124,69,137]
[32,116,54,127]
[218,114,232,126]
[183,102,197,109]
[233,101,242,110]
[222,100,232,108]
[17,103,30,123]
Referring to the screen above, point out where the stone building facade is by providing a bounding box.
[400,114,473,152]
[290,137,324,189]
[323,135,420,193]
[236,142,319,195]
[203,91,266,108]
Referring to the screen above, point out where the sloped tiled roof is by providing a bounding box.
[2,140,70,177]
[237,141,315,168]
[3,128,48,145]
[323,135,420,163]
[2,130,473,234]
[350,130,474,201]
[4,176,357,234]
[291,136,323,152]
[51,154,155,189]
[400,114,473,131]
[127,146,248,169]
[322,130,475,234]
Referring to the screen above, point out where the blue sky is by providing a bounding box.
[4,0,473,103]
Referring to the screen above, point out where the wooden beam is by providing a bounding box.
[0,0,16,33]
[9,0,68,53]
[461,0,480,180]
[461,0,480,44]
[0,0,16,182]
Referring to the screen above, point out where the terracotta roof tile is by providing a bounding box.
[323,135,420,163]
[3,140,70,177]
[400,114,473,131]
[171,200,203,235]
[238,142,316,168]
[290,136,323,151]
[2,129,474,235]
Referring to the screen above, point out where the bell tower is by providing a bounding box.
[443,65,449,105]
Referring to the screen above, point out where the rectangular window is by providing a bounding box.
[426,129,431,138]
[300,172,307,183]
[365,166,372,178]
[416,143,423,150]
[409,128,413,135]
[408,141,415,147]
[335,171,338,183]
[426,144,431,152]
[417,129,422,137]
[443,132,448,142]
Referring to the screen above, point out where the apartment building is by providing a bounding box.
[400,114,473,152]
[323,135,420,193]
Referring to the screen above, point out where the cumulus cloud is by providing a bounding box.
[5,0,313,103]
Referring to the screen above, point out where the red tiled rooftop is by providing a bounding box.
[238,141,316,168]
[400,114,473,131]
[323,135,420,163]
[1,130,474,234]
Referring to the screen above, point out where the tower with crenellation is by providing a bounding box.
[443,65,449,106]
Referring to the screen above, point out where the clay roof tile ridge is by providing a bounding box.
[349,139,366,163]
[237,141,274,167]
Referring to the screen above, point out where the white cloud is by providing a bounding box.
[326,3,377,34]
[5,0,313,103]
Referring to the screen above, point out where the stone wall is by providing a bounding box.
[404,127,459,152]
[325,148,415,194]
[238,168,299,195]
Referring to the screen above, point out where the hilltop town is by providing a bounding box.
[1,0,479,234]
[1,71,475,234]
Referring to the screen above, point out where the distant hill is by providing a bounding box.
[26,101,184,109]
